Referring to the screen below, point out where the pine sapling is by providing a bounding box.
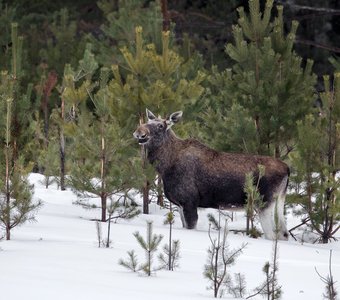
[204,210,247,298]
[158,206,181,271]
[315,250,338,300]
[118,250,139,272]
[228,273,247,299]
[119,221,163,276]
[247,199,282,300]
[244,165,265,238]
[105,196,140,248]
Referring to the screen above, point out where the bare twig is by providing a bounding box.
[276,1,340,13]
[288,217,311,241]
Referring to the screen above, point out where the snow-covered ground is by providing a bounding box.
[0,173,339,300]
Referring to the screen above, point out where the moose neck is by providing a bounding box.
[146,130,180,173]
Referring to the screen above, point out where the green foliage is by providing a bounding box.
[98,0,164,62]
[0,24,41,240]
[244,164,265,238]
[289,74,340,243]
[203,0,316,158]
[108,27,205,129]
[68,63,142,221]
[158,240,180,271]
[118,250,139,272]
[133,221,163,276]
[120,221,163,276]
[39,8,87,76]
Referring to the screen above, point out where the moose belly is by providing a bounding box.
[197,176,247,209]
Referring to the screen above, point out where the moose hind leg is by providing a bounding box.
[259,177,288,240]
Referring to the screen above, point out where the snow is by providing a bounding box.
[0,173,339,300]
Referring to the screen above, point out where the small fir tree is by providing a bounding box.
[158,208,181,270]
[244,164,265,238]
[105,196,140,248]
[248,200,282,300]
[134,221,163,276]
[290,74,340,243]
[119,250,139,272]
[315,250,338,300]
[69,66,141,222]
[203,210,247,298]
[119,221,163,276]
[54,43,98,190]
[0,24,42,240]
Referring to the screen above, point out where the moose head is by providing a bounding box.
[133,109,183,147]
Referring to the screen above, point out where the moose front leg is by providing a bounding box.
[178,201,198,229]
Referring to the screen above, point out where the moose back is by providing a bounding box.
[133,109,290,240]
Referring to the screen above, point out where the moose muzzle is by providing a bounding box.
[133,126,150,145]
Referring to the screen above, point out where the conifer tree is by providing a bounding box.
[204,0,316,158]
[69,66,141,222]
[30,8,88,188]
[119,221,163,276]
[97,0,164,66]
[55,44,98,190]
[290,74,340,243]
[204,210,247,298]
[0,24,42,240]
[244,165,265,238]
[158,208,181,271]
[105,196,140,248]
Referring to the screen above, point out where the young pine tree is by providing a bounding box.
[0,23,42,240]
[69,67,141,222]
[119,221,163,276]
[204,0,316,158]
[55,43,98,191]
[244,164,265,238]
[158,208,181,271]
[248,201,282,300]
[105,196,140,248]
[204,210,247,298]
[290,74,340,243]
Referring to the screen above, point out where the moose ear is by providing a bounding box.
[166,111,183,128]
[146,109,157,121]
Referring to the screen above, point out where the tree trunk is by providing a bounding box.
[143,181,150,214]
[59,96,66,191]
[6,225,10,240]
[101,195,107,222]
[160,0,170,31]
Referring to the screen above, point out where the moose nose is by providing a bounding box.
[133,131,147,139]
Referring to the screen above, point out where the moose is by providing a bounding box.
[133,109,290,240]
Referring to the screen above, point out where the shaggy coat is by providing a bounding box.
[134,110,290,240]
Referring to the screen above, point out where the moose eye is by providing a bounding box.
[158,123,164,130]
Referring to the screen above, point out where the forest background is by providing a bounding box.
[0,0,339,243]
